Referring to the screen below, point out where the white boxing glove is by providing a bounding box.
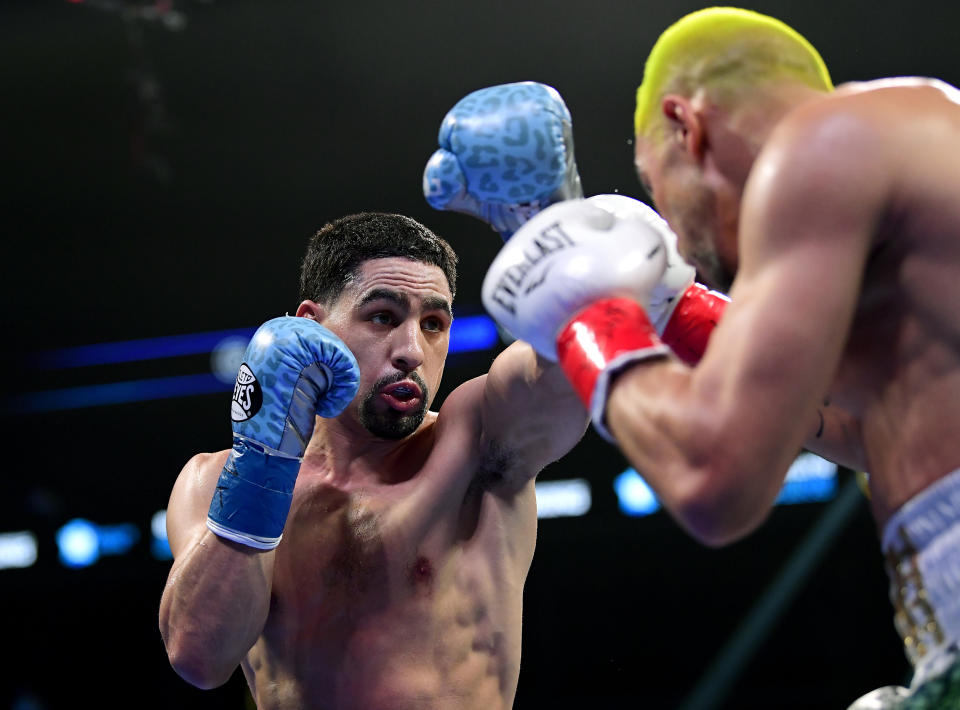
[482,198,673,438]
[585,194,695,330]
[481,198,668,360]
[586,194,730,366]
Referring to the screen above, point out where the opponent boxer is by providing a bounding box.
[158,212,589,709]
[479,8,960,706]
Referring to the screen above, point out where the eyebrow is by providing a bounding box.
[357,288,452,317]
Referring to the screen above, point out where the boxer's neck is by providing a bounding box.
[302,413,436,487]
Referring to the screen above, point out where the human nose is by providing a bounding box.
[390,318,425,372]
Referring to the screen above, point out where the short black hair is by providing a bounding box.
[298,212,458,306]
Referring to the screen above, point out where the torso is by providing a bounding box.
[239,379,539,710]
[823,79,960,527]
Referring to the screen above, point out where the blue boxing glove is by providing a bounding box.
[423,81,583,240]
[207,316,360,550]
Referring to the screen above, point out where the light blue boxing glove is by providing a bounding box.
[207,316,360,550]
[423,81,584,240]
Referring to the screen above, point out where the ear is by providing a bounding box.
[295,299,327,322]
[661,94,706,160]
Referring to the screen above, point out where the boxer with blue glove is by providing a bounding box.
[160,212,589,708]
[207,316,359,550]
[423,81,583,240]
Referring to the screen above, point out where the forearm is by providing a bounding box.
[160,530,274,689]
[606,359,799,546]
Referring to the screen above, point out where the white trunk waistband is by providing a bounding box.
[882,467,960,685]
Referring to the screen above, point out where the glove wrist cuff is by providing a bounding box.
[661,283,729,366]
[556,298,670,441]
[206,437,300,549]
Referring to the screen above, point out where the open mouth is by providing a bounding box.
[379,381,423,412]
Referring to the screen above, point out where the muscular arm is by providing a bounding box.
[159,452,275,688]
[608,105,883,545]
[480,340,590,490]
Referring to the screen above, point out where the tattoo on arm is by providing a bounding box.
[815,398,830,439]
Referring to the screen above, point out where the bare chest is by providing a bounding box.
[251,473,534,709]
[829,225,960,517]
[830,229,959,412]
[271,478,456,624]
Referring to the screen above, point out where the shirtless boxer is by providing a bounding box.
[476,8,960,706]
[158,211,588,709]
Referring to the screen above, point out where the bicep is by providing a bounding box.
[480,341,588,479]
[696,119,883,464]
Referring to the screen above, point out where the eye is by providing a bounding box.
[370,312,394,326]
[422,317,444,333]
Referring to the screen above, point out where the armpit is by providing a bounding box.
[474,439,518,492]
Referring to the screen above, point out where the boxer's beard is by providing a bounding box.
[689,245,734,294]
[666,175,735,294]
[358,372,429,440]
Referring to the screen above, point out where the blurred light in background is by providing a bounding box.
[56,519,141,569]
[32,327,258,370]
[535,478,592,519]
[614,453,839,518]
[3,457,840,574]
[8,315,500,413]
[613,468,661,517]
[151,510,172,560]
[8,374,229,413]
[56,519,99,568]
[0,531,38,570]
[776,452,838,504]
[448,315,499,353]
[210,335,251,384]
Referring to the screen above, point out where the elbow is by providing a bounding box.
[678,506,758,549]
[162,626,237,690]
[669,459,771,548]
[166,644,236,690]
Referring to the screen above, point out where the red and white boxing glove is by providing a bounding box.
[586,194,729,366]
[481,198,672,439]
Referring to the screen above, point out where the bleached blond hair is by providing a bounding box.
[634,7,832,141]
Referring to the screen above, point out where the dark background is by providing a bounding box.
[3,1,957,708]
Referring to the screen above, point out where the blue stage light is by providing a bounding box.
[32,327,258,370]
[55,519,141,569]
[613,469,662,517]
[448,315,499,353]
[56,519,100,568]
[9,316,501,413]
[614,453,839,519]
[7,373,228,413]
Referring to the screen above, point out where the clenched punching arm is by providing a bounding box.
[481,199,675,440]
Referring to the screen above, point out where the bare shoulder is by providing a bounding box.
[767,81,958,171]
[166,450,230,557]
[433,374,487,435]
[742,91,894,260]
[171,450,230,501]
[766,93,889,178]
[834,77,960,104]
